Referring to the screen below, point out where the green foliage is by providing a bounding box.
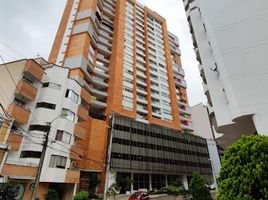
[74,191,89,200]
[189,172,212,200]
[0,179,18,200]
[45,189,59,200]
[217,135,268,200]
[162,185,187,199]
[116,175,132,192]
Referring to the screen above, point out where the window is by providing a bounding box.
[55,130,71,144]
[20,151,41,158]
[28,124,48,132]
[42,82,61,90]
[36,102,56,110]
[61,109,75,122]
[49,155,67,169]
[65,89,79,103]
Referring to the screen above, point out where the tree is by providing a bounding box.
[217,135,268,200]
[189,172,212,200]
[0,179,18,200]
[162,185,186,200]
[73,191,89,200]
[45,189,59,200]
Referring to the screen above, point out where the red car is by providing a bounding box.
[128,191,150,200]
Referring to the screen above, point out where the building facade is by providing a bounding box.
[0,58,83,199]
[0,0,214,199]
[183,0,268,147]
[48,0,198,194]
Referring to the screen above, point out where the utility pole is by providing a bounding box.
[31,122,51,200]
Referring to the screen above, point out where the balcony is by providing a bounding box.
[136,71,146,79]
[178,100,187,107]
[137,88,147,96]
[23,59,44,81]
[136,79,146,87]
[73,124,86,140]
[93,77,109,88]
[103,6,115,19]
[90,87,108,98]
[94,68,109,79]
[137,64,146,72]
[181,121,194,131]
[7,133,23,151]
[175,78,187,88]
[77,105,89,120]
[16,80,38,101]
[98,43,111,56]
[99,30,112,41]
[103,15,114,27]
[97,54,110,64]
[91,98,107,109]
[100,24,113,35]
[70,143,84,161]
[137,96,147,105]
[180,115,191,121]
[81,87,91,104]
[7,103,30,125]
[179,105,192,115]
[137,106,148,114]
[65,169,80,183]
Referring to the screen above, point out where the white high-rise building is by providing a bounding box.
[183,0,268,146]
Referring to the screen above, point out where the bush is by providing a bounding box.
[0,179,18,200]
[189,172,212,200]
[45,189,59,200]
[162,185,187,199]
[217,135,268,200]
[74,191,89,200]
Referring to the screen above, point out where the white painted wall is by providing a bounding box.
[186,0,268,139]
[192,103,222,139]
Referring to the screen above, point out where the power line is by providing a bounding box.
[0,54,41,124]
[0,41,27,58]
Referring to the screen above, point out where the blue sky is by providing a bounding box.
[0,0,206,106]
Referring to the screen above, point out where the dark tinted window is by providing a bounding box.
[20,151,41,158]
[36,102,56,110]
[28,125,48,132]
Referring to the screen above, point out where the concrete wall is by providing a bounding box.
[185,0,268,141]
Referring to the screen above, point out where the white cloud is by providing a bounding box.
[0,0,206,106]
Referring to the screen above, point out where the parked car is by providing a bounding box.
[128,191,150,200]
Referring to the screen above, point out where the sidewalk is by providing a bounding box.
[108,194,183,200]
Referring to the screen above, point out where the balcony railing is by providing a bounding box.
[23,59,44,81]
[7,103,30,125]
[16,80,38,101]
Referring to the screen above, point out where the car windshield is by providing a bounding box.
[130,192,142,197]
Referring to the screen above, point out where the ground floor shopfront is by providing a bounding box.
[106,171,190,193]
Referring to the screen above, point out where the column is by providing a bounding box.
[131,172,134,192]
[182,175,188,190]
[149,174,152,191]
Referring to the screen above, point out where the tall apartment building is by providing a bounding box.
[183,0,268,147]
[0,0,213,199]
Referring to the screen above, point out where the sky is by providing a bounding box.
[0,0,206,106]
